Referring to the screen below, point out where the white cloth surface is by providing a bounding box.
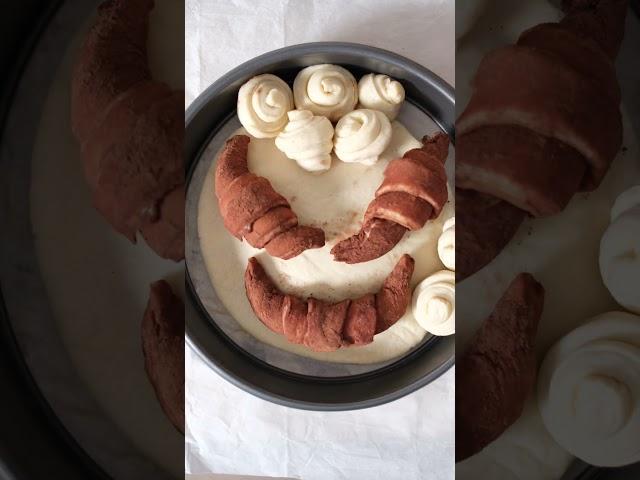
[185,1,455,479]
[185,0,455,106]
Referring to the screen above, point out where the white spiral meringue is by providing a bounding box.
[438,217,455,271]
[333,109,392,166]
[237,74,294,138]
[293,64,358,122]
[274,110,335,173]
[411,270,455,336]
[599,185,640,314]
[357,73,406,120]
[538,311,640,467]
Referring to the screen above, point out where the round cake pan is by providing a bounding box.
[185,42,455,411]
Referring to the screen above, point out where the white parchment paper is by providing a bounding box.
[185,1,455,479]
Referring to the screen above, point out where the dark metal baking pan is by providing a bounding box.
[185,42,456,411]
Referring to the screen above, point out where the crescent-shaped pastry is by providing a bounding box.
[215,135,325,260]
[332,132,449,264]
[244,255,415,352]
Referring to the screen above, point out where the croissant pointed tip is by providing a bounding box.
[420,132,450,164]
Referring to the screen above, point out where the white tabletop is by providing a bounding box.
[185,1,455,478]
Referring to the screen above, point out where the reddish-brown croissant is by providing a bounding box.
[331,133,450,264]
[244,255,415,352]
[71,0,184,261]
[215,135,325,259]
[141,280,185,434]
[456,273,545,461]
[456,0,628,280]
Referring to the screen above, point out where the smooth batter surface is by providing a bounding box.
[197,119,454,364]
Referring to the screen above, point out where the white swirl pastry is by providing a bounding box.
[293,64,358,122]
[333,109,392,166]
[538,311,640,467]
[237,74,294,138]
[438,217,455,271]
[411,270,455,336]
[274,110,334,173]
[599,185,640,314]
[357,73,405,120]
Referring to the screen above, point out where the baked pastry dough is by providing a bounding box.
[275,110,334,173]
[215,135,325,259]
[142,280,184,434]
[357,73,405,120]
[455,0,628,280]
[457,273,545,461]
[71,0,184,260]
[334,109,392,166]
[332,133,449,264]
[293,64,358,122]
[245,255,415,352]
[237,74,294,138]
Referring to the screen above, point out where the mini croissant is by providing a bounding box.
[215,135,325,259]
[244,255,415,352]
[331,133,449,264]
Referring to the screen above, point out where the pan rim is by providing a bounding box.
[185,41,456,411]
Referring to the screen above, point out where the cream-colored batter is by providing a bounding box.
[197,121,454,364]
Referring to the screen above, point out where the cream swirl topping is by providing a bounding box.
[538,311,640,467]
[333,109,392,166]
[358,73,406,120]
[411,270,455,336]
[274,110,335,173]
[599,185,640,314]
[293,64,358,122]
[438,217,455,271]
[237,74,294,138]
